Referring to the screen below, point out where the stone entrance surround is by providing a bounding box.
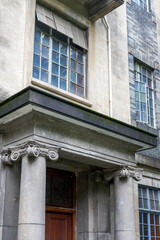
[1,141,143,240]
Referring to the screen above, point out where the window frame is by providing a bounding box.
[139,186,160,240]
[134,61,155,128]
[132,0,150,11]
[33,13,87,99]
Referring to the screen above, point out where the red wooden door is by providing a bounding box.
[45,212,72,240]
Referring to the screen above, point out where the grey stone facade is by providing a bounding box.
[1,0,160,240]
[127,0,160,159]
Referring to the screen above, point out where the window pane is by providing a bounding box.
[77,52,83,63]
[41,58,49,70]
[33,54,40,67]
[135,92,140,101]
[135,82,139,91]
[60,67,67,79]
[60,43,67,55]
[33,67,39,79]
[71,71,76,83]
[77,74,83,86]
[51,75,58,87]
[136,111,140,120]
[34,42,40,54]
[52,51,59,64]
[71,48,76,60]
[140,93,146,102]
[41,70,48,83]
[143,198,148,209]
[141,103,146,112]
[52,63,59,75]
[149,89,152,98]
[42,46,49,58]
[139,198,143,208]
[42,34,49,46]
[144,213,148,224]
[35,29,41,42]
[60,55,67,67]
[71,60,76,71]
[140,83,145,93]
[77,63,83,74]
[70,83,76,95]
[60,79,67,90]
[142,67,146,76]
[136,102,140,110]
[52,39,59,52]
[142,76,147,83]
[77,86,83,97]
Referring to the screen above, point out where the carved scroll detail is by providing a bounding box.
[0,141,60,165]
[92,165,143,183]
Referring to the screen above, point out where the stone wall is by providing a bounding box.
[127,0,160,158]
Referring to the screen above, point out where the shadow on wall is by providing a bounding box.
[0,89,10,103]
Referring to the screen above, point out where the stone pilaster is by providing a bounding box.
[0,141,59,240]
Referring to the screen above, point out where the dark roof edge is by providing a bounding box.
[0,86,158,147]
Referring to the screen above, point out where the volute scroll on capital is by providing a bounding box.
[92,165,143,183]
[0,141,60,165]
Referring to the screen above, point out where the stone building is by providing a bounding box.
[0,0,160,240]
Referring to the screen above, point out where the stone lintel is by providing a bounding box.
[0,141,60,165]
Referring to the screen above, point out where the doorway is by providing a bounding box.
[45,168,76,240]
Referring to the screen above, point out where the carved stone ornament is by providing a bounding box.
[92,170,104,183]
[0,141,59,165]
[104,165,143,182]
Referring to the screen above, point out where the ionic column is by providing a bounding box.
[0,141,59,240]
[105,166,143,240]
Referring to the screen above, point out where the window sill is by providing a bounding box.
[31,78,92,108]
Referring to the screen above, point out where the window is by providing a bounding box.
[33,4,87,98]
[132,0,149,11]
[46,168,75,208]
[134,62,154,127]
[139,186,160,240]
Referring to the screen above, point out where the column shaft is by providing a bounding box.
[17,155,46,240]
[114,176,136,240]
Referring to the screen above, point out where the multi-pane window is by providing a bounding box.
[33,3,87,98]
[132,0,149,11]
[33,28,85,98]
[139,186,160,240]
[134,62,154,127]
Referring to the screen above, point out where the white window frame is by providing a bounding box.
[134,61,155,127]
[33,26,87,98]
[139,186,160,240]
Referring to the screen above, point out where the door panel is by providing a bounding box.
[45,212,72,240]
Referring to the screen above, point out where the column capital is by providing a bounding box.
[0,141,60,165]
[104,165,143,182]
[92,165,143,183]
